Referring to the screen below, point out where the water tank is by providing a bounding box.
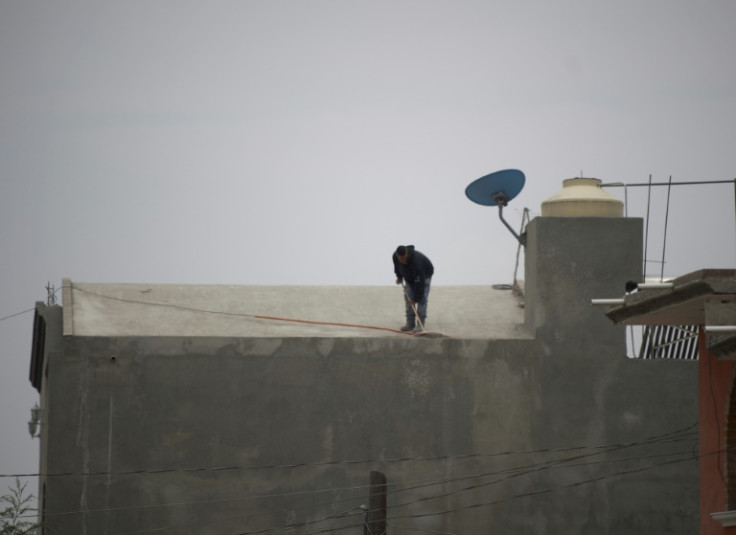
[541,177,623,217]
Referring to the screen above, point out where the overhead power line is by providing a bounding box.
[233,451,702,535]
[17,426,700,529]
[0,307,35,323]
[0,422,697,480]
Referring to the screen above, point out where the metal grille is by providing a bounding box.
[638,324,699,360]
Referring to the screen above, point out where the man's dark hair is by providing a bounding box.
[395,245,407,256]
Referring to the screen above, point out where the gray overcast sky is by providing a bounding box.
[1,1,734,487]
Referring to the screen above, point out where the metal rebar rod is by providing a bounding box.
[660,176,672,282]
[643,174,652,280]
[601,179,735,187]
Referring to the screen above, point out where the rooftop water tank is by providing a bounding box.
[541,177,623,217]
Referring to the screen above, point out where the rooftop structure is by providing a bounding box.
[29,197,701,534]
[60,281,528,339]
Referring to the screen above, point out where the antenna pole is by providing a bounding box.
[643,174,652,280]
[46,282,56,306]
[660,175,672,282]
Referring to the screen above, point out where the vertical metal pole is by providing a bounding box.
[660,175,672,282]
[512,207,530,289]
[366,471,387,535]
[643,174,653,279]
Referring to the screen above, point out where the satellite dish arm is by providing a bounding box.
[494,192,527,247]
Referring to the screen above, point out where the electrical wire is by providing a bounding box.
[385,433,699,514]
[0,284,64,323]
[12,444,704,535]
[0,307,36,322]
[15,434,703,521]
[384,454,697,527]
[0,421,698,480]
[234,450,703,535]
[707,329,727,484]
[16,425,701,534]
[245,431,701,535]
[24,447,707,535]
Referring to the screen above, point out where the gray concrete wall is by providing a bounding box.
[34,217,698,535]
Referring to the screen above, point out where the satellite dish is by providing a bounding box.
[465,168,527,246]
[465,168,525,207]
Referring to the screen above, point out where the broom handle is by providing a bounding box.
[402,282,425,332]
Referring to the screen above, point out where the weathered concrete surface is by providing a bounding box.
[33,217,699,535]
[62,282,529,339]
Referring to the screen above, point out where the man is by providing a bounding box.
[392,245,434,332]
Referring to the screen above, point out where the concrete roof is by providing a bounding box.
[61,279,528,339]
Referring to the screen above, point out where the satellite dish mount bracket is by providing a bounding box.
[494,192,526,247]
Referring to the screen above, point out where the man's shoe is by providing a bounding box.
[400,323,414,332]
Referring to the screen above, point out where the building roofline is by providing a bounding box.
[600,269,736,326]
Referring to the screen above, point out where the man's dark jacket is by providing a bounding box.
[393,245,434,299]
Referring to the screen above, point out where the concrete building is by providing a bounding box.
[29,213,699,534]
[602,270,736,535]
